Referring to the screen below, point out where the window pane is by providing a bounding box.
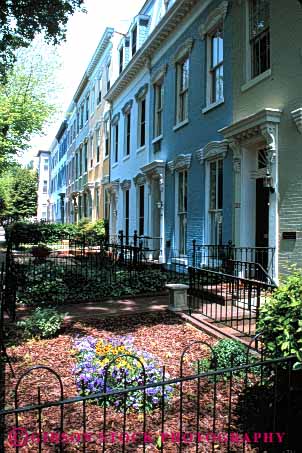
[250,0,269,38]
[181,58,189,90]
[218,159,223,210]
[210,162,217,210]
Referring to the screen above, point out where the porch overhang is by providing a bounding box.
[219,108,282,150]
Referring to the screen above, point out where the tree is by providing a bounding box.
[0,0,85,80]
[0,42,61,167]
[0,165,38,220]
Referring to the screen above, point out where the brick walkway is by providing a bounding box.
[15,294,170,321]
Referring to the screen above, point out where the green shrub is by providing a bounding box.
[17,307,66,339]
[195,339,251,380]
[258,267,302,366]
[7,220,107,248]
[17,265,68,306]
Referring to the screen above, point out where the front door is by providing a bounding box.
[255,178,269,270]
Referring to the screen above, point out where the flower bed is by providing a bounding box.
[73,336,175,412]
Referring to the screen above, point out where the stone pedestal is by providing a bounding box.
[166,283,189,312]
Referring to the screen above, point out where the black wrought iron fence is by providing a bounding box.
[0,344,300,452]
[188,267,277,339]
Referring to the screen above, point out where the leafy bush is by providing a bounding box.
[258,268,302,366]
[17,265,68,306]
[195,339,251,380]
[73,336,175,413]
[17,307,66,339]
[6,219,107,248]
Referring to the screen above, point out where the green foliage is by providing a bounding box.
[258,267,302,364]
[6,219,107,247]
[18,265,67,306]
[195,339,251,381]
[0,165,38,221]
[74,336,175,413]
[17,307,66,339]
[0,0,85,80]
[0,43,60,165]
[17,263,170,306]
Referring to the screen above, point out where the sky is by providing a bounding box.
[26,0,145,164]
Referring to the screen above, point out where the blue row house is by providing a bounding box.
[105,0,233,265]
[49,121,68,222]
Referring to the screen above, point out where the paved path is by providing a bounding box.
[15,294,170,321]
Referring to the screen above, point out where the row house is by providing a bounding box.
[58,27,115,224]
[49,121,68,222]
[106,0,302,281]
[219,0,302,279]
[106,0,233,264]
[49,0,302,282]
[36,149,51,221]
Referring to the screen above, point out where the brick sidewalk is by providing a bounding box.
[15,294,170,321]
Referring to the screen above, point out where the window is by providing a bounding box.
[250,0,270,78]
[43,180,48,194]
[138,98,146,148]
[113,123,119,163]
[131,25,137,56]
[106,61,111,92]
[176,57,189,124]
[125,111,131,156]
[84,142,88,173]
[85,96,89,122]
[209,159,223,245]
[91,87,95,112]
[76,112,79,134]
[154,82,164,138]
[79,147,83,175]
[95,187,100,218]
[178,170,187,255]
[104,189,110,221]
[124,189,130,243]
[210,27,224,103]
[96,129,101,163]
[80,105,84,129]
[97,78,102,104]
[104,120,110,157]
[90,136,94,168]
[44,159,49,172]
[119,47,124,74]
[138,185,145,236]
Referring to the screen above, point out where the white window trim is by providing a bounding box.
[243,0,271,86]
[174,169,188,257]
[175,57,190,127]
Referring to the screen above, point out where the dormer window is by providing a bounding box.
[131,25,137,56]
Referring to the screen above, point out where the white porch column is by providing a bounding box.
[229,140,242,247]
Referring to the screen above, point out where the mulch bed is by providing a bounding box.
[2,312,260,452]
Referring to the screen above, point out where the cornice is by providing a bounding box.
[219,108,282,151]
[120,179,132,191]
[168,154,192,173]
[105,0,200,103]
[172,38,194,64]
[122,99,133,115]
[199,1,228,39]
[291,108,302,134]
[135,84,149,102]
[196,140,228,164]
[133,173,146,186]
[107,179,120,195]
[141,160,166,176]
[111,112,120,125]
[151,64,168,85]
[103,110,111,122]
[101,175,110,185]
